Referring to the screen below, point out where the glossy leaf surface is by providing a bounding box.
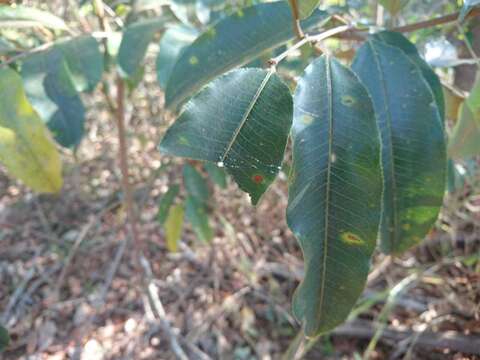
[161,68,293,205]
[288,56,382,336]
[372,31,445,124]
[352,39,446,255]
[165,2,329,109]
[0,68,63,193]
[186,196,213,242]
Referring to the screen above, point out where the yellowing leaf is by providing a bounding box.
[0,68,62,193]
[165,204,184,252]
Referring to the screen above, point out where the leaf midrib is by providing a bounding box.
[318,57,333,324]
[220,70,274,162]
[368,40,399,251]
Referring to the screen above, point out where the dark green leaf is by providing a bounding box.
[0,5,68,30]
[165,204,184,252]
[183,164,210,203]
[459,0,480,22]
[20,35,103,148]
[156,24,198,89]
[186,195,213,242]
[287,55,382,336]
[372,31,445,125]
[0,325,9,352]
[448,77,480,159]
[56,35,104,92]
[204,162,227,189]
[161,68,293,205]
[22,49,85,148]
[118,17,171,78]
[352,39,446,255]
[157,184,180,224]
[165,2,329,109]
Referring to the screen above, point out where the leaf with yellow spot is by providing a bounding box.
[0,68,62,193]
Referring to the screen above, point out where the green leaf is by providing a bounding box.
[161,68,293,205]
[165,204,184,252]
[55,35,104,93]
[156,24,198,89]
[186,195,213,242]
[0,68,63,193]
[378,0,410,15]
[0,325,8,352]
[183,164,210,203]
[20,36,103,147]
[157,184,180,225]
[448,77,480,159]
[459,0,480,22]
[297,0,321,19]
[0,5,68,30]
[204,162,227,189]
[118,17,171,78]
[352,39,446,255]
[372,31,445,125]
[165,2,329,109]
[287,55,383,337]
[21,48,85,148]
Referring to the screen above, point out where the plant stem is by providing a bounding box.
[288,0,305,40]
[115,76,142,259]
[392,8,480,33]
[269,25,352,66]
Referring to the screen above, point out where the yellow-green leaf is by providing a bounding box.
[165,204,184,252]
[0,68,62,193]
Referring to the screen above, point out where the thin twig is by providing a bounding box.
[269,25,352,66]
[288,0,305,40]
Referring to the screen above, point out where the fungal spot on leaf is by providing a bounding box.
[189,56,199,65]
[402,223,411,231]
[301,114,314,125]
[252,174,264,184]
[341,95,356,107]
[340,232,364,245]
[178,136,190,145]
